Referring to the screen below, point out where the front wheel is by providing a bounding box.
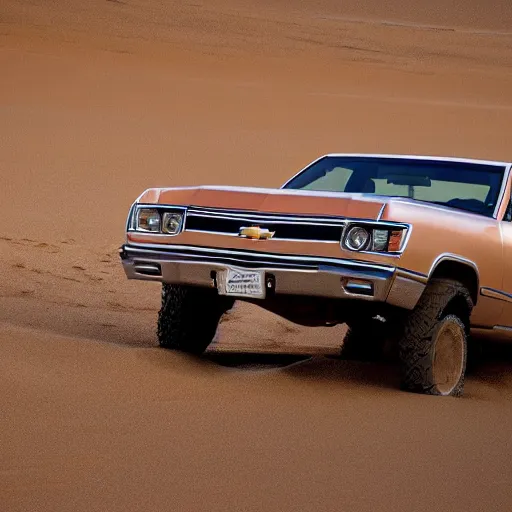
[398,279,472,396]
[157,284,234,354]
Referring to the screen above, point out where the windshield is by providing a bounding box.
[283,156,506,217]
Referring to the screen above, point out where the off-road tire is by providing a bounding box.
[399,278,472,396]
[158,284,234,354]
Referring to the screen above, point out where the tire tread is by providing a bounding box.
[399,278,472,396]
[157,284,233,354]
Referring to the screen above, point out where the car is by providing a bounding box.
[119,153,512,396]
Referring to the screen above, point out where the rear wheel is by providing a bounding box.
[157,284,234,354]
[398,278,472,396]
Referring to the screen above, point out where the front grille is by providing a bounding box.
[185,208,345,242]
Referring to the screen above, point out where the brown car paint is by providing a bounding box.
[127,160,512,337]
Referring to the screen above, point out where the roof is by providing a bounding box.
[323,153,510,167]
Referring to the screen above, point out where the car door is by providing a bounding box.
[498,211,512,327]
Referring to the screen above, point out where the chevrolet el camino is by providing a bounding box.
[120,154,512,396]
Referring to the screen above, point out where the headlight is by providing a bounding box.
[162,212,184,234]
[345,226,371,251]
[372,229,389,251]
[131,207,186,235]
[343,224,408,253]
[137,209,161,232]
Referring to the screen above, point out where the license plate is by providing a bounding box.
[218,268,265,299]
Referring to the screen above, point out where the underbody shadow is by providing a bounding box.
[202,339,512,393]
[203,351,312,369]
[203,350,401,390]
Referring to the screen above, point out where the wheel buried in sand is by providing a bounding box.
[398,278,472,397]
[432,315,466,396]
[158,283,234,354]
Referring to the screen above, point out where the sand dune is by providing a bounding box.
[3,323,512,511]
[2,0,512,510]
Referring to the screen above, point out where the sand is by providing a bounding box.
[2,1,512,510]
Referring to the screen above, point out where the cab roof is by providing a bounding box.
[324,153,510,167]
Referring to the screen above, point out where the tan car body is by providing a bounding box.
[120,154,512,340]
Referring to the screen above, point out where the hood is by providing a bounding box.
[137,186,388,220]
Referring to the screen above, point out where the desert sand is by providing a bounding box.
[2,1,512,510]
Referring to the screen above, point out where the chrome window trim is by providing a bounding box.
[494,163,512,220]
[280,154,327,189]
[282,154,509,191]
[321,153,509,166]
[281,153,510,220]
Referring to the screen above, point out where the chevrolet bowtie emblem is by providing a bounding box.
[239,226,275,240]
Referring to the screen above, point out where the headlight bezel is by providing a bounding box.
[341,221,409,254]
[129,205,187,236]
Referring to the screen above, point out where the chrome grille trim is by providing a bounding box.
[187,208,347,225]
[185,206,346,242]
[185,229,340,244]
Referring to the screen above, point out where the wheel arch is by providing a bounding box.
[428,255,479,306]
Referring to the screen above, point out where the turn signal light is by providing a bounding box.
[388,230,404,252]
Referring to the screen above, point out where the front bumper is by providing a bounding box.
[119,243,426,310]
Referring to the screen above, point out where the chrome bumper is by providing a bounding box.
[119,244,426,310]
